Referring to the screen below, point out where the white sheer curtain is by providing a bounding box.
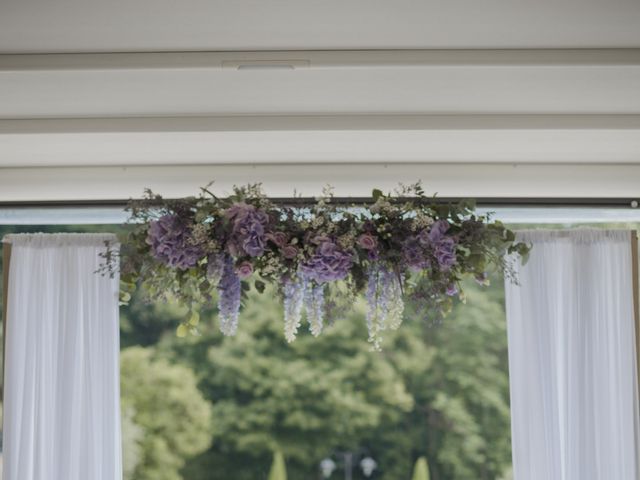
[2,233,122,480]
[505,229,639,480]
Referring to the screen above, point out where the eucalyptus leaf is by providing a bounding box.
[188,311,200,326]
[176,324,189,338]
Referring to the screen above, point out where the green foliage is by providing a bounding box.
[122,406,144,478]
[175,286,416,479]
[167,278,511,479]
[267,451,288,480]
[382,281,512,480]
[120,347,213,480]
[411,457,430,480]
[119,289,187,348]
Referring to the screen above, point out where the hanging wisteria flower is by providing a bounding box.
[225,202,270,257]
[305,282,325,337]
[300,237,353,283]
[217,255,241,336]
[146,214,203,269]
[207,253,225,283]
[365,264,405,350]
[446,283,458,296]
[283,276,305,342]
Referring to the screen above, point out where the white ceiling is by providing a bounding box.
[3,128,640,167]
[1,0,640,52]
[0,0,639,201]
[2,65,639,118]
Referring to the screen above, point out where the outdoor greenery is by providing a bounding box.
[121,278,512,480]
[120,347,212,480]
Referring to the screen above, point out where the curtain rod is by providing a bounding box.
[0,198,638,209]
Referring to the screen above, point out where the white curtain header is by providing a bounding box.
[515,228,631,244]
[2,232,119,247]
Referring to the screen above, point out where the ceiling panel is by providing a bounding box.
[1,128,639,167]
[2,65,639,117]
[1,0,639,52]
[1,164,638,201]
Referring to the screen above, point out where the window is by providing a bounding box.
[1,207,639,479]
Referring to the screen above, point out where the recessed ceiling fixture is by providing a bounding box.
[222,59,309,70]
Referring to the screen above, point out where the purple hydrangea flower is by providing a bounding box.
[434,236,457,270]
[415,219,457,271]
[217,255,241,336]
[300,239,353,283]
[428,220,450,243]
[402,237,430,272]
[225,202,270,257]
[146,214,203,270]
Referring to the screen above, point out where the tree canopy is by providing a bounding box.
[120,347,212,480]
[137,280,512,479]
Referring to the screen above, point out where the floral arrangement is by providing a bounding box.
[115,183,529,349]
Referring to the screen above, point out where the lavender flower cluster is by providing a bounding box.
[128,184,529,343]
[225,202,270,257]
[217,255,241,336]
[300,236,353,283]
[147,214,203,270]
[365,265,405,350]
[402,219,457,273]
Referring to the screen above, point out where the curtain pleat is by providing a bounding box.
[2,233,122,480]
[505,229,640,480]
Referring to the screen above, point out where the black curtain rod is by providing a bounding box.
[0,198,638,208]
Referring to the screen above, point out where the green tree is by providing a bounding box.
[171,279,512,479]
[268,451,288,480]
[174,286,416,480]
[371,280,512,480]
[120,290,186,348]
[120,347,213,480]
[122,406,144,478]
[411,457,430,480]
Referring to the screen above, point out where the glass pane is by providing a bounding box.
[1,212,638,479]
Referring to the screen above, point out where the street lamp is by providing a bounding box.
[360,457,378,477]
[319,452,377,479]
[320,458,337,478]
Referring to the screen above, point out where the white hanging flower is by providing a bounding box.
[283,277,305,342]
[306,283,325,337]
